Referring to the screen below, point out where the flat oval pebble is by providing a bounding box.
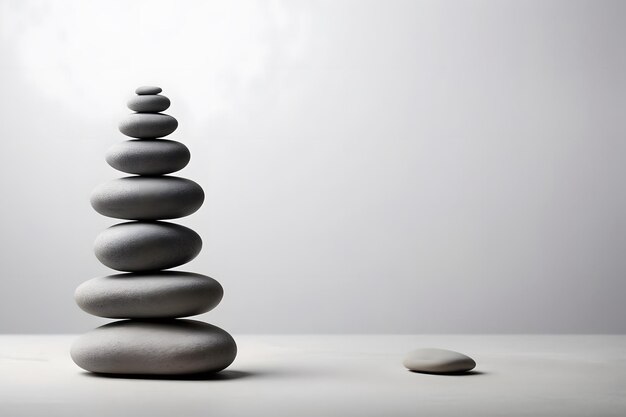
[75,272,223,319]
[119,113,178,139]
[94,221,202,272]
[106,139,190,175]
[71,320,237,375]
[127,94,171,112]
[135,85,162,95]
[90,176,204,220]
[403,348,476,374]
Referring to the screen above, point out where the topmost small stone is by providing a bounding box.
[135,86,162,95]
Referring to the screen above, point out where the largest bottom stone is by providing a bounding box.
[71,319,237,375]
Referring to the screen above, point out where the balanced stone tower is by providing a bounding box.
[71,86,237,375]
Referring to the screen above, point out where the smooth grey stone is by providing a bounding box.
[71,320,237,375]
[106,139,190,175]
[91,176,204,220]
[127,95,170,112]
[119,113,178,139]
[94,221,202,272]
[135,86,162,95]
[75,272,223,319]
[403,348,476,374]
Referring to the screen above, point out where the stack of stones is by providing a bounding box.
[71,86,237,376]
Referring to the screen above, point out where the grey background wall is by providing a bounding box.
[0,0,624,334]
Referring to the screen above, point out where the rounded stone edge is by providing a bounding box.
[104,140,191,175]
[135,86,162,95]
[127,95,171,113]
[73,272,224,319]
[118,113,178,139]
[89,176,205,221]
[93,221,203,272]
[70,320,238,375]
[402,349,476,374]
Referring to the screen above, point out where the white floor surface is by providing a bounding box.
[1,335,624,416]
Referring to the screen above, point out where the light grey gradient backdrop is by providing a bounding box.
[0,0,624,334]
